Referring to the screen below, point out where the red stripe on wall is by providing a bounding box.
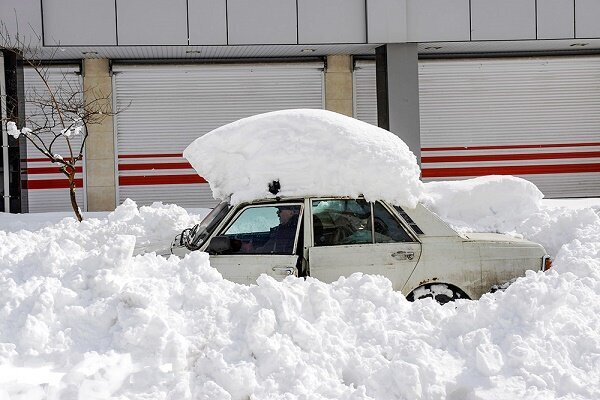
[25,157,79,163]
[422,142,600,152]
[24,179,84,189]
[422,151,600,164]
[118,162,192,171]
[24,166,84,174]
[119,174,207,186]
[25,158,52,162]
[422,163,600,178]
[26,154,184,162]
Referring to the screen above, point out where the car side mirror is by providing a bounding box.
[186,225,200,244]
[177,229,187,245]
[207,236,232,254]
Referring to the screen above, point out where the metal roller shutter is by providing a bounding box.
[353,60,378,126]
[354,57,600,198]
[23,65,86,212]
[113,62,324,208]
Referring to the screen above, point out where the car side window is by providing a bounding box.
[312,199,372,246]
[373,202,414,243]
[221,204,302,255]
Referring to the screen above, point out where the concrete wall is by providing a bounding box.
[83,59,116,211]
[325,55,353,117]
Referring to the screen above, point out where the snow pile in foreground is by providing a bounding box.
[1,183,599,399]
[184,109,422,207]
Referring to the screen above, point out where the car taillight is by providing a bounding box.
[542,255,553,271]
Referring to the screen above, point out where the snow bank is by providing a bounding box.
[0,181,599,399]
[184,109,423,207]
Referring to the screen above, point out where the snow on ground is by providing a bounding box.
[1,110,598,399]
[0,183,599,399]
[184,109,422,207]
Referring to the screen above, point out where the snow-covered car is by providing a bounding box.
[173,109,552,302]
[172,196,551,303]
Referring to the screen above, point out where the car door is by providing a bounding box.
[208,203,303,284]
[308,199,421,290]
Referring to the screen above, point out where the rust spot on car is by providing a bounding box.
[418,277,438,286]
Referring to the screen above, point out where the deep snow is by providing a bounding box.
[1,179,599,399]
[1,110,599,399]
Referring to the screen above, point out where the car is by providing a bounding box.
[171,194,551,303]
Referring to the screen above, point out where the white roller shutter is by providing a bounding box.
[23,65,86,212]
[113,62,324,208]
[354,57,600,198]
[353,60,378,126]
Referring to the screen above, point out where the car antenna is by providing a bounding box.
[268,180,281,195]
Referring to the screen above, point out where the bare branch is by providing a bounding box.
[2,21,121,221]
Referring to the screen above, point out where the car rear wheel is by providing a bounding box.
[407,283,469,304]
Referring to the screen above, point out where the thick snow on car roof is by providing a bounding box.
[184,109,423,206]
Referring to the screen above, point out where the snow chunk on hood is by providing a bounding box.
[184,109,423,206]
[422,175,544,233]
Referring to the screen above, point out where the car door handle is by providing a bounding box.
[272,266,296,276]
[391,251,415,261]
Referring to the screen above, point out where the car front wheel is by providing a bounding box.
[407,283,469,304]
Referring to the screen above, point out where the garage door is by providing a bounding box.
[353,60,378,126]
[113,62,324,208]
[354,57,600,198]
[23,65,86,212]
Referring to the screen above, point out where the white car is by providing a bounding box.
[172,196,551,303]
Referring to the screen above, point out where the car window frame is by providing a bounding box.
[216,202,305,255]
[187,201,233,250]
[311,197,372,247]
[373,201,420,244]
[392,205,424,235]
[309,197,421,247]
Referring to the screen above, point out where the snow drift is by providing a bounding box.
[184,109,423,207]
[1,178,599,398]
[2,110,599,399]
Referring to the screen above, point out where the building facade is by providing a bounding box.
[2,0,600,212]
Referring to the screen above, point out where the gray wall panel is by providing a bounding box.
[537,0,574,39]
[406,0,470,42]
[471,0,536,40]
[42,0,116,45]
[298,0,366,44]
[367,0,407,43]
[382,44,421,161]
[188,0,227,45]
[116,0,188,45]
[575,0,600,38]
[0,0,43,45]
[227,0,297,45]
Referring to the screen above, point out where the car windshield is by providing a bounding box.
[187,202,231,249]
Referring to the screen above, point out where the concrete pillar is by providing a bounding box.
[375,44,421,163]
[83,58,116,211]
[325,55,353,117]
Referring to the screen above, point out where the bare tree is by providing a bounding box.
[1,23,116,221]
